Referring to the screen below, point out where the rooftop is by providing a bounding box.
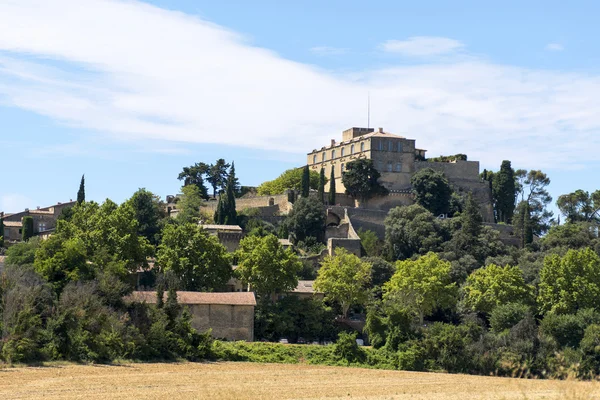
[201,224,243,232]
[3,221,22,227]
[128,291,257,306]
[292,280,322,294]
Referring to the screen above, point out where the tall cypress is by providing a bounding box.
[328,167,336,205]
[77,174,85,204]
[223,163,237,225]
[494,160,516,223]
[214,195,225,224]
[301,165,310,198]
[22,216,34,242]
[523,202,534,246]
[318,167,325,203]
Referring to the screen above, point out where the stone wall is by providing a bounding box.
[202,193,291,216]
[357,193,414,211]
[187,304,254,342]
[415,160,480,181]
[328,237,362,257]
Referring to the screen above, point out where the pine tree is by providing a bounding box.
[77,174,85,204]
[301,165,310,198]
[328,167,336,205]
[318,167,326,203]
[22,216,34,242]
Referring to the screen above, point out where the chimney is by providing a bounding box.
[37,206,40,210]
[330,139,335,146]
[378,127,384,133]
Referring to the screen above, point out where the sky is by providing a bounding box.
[1,0,599,214]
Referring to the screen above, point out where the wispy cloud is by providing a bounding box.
[0,1,599,173]
[545,43,564,51]
[309,46,348,56]
[379,36,464,56]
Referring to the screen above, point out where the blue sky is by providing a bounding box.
[1,0,599,213]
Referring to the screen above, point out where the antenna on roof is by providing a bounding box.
[367,91,371,129]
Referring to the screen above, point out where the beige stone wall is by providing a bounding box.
[328,237,361,257]
[187,304,254,342]
[414,160,480,181]
[202,194,291,215]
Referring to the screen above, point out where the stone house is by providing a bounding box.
[0,201,76,245]
[200,224,243,252]
[128,291,256,341]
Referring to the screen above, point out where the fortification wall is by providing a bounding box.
[357,193,414,211]
[328,237,361,257]
[415,160,480,181]
[202,193,291,216]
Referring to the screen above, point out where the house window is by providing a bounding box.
[389,141,394,151]
[398,142,403,152]
[396,162,402,172]
[387,161,393,172]
[38,222,46,232]
[332,149,336,159]
[322,152,326,161]
[350,144,355,154]
[341,147,345,157]
[313,154,317,164]
[360,142,365,152]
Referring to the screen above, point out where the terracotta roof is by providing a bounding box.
[3,221,22,227]
[292,280,322,294]
[201,224,242,231]
[128,291,257,306]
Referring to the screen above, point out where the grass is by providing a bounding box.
[1,362,599,399]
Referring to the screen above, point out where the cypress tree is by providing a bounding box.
[318,167,325,203]
[22,216,34,241]
[328,167,336,205]
[223,163,237,225]
[77,174,85,204]
[214,195,225,224]
[301,165,310,198]
[523,202,534,246]
[462,192,483,240]
[494,160,516,223]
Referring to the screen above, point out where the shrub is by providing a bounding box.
[333,331,365,364]
[490,303,531,334]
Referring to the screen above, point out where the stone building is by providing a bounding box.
[201,224,243,252]
[0,201,76,245]
[128,291,256,342]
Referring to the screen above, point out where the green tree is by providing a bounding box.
[127,188,166,246]
[314,248,372,317]
[257,168,320,195]
[328,167,336,205]
[0,217,4,248]
[301,165,310,198]
[342,159,388,203]
[228,161,241,197]
[178,162,210,200]
[4,237,41,266]
[384,204,446,260]
[77,174,85,204]
[515,169,553,234]
[282,196,325,243]
[21,216,34,242]
[493,160,516,223]
[215,165,238,225]
[538,248,600,315]
[462,264,534,315]
[410,168,452,216]
[157,223,231,291]
[236,234,301,299]
[357,228,384,257]
[556,189,600,223]
[318,167,326,203]
[207,159,230,198]
[177,185,204,223]
[34,235,92,291]
[384,253,457,324]
[514,201,534,248]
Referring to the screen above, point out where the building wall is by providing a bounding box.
[328,237,361,257]
[414,160,480,181]
[186,304,254,342]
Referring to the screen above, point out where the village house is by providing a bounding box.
[200,224,243,252]
[128,291,256,342]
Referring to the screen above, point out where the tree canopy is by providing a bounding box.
[282,196,325,244]
[257,168,320,195]
[342,159,388,203]
[410,168,452,216]
[557,189,600,224]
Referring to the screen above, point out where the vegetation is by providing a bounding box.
[77,174,85,204]
[301,165,310,198]
[257,168,320,195]
[342,159,388,203]
[328,167,336,205]
[281,196,325,244]
[21,216,34,242]
[318,167,325,203]
[410,168,452,216]
[427,153,468,162]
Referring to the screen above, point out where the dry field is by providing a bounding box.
[0,362,599,400]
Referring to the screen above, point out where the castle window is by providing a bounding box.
[360,142,365,152]
[396,162,402,172]
[341,147,345,157]
[322,152,326,161]
[341,163,345,172]
[350,144,355,154]
[388,141,394,151]
[398,142,403,152]
[313,155,317,164]
[332,149,336,159]
[387,161,393,172]
[38,222,46,232]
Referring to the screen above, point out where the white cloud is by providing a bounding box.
[546,43,564,51]
[379,36,464,56]
[309,46,348,56]
[0,1,599,173]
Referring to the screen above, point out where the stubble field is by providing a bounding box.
[0,362,599,400]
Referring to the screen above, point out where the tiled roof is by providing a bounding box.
[3,221,22,227]
[201,224,242,231]
[293,280,322,294]
[128,291,257,306]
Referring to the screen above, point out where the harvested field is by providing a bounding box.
[0,362,599,400]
